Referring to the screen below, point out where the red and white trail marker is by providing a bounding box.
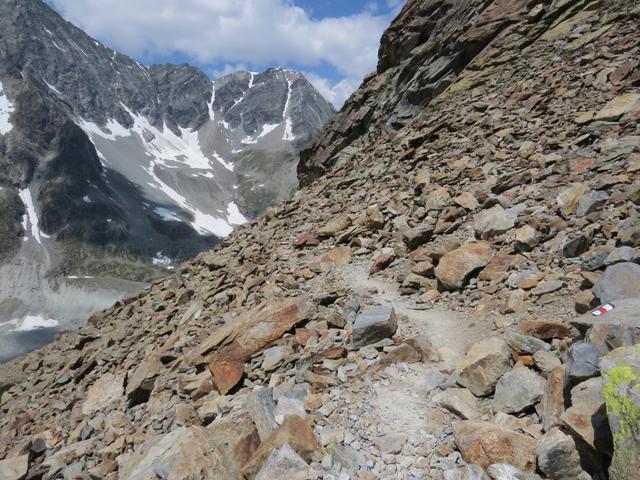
[591,303,615,316]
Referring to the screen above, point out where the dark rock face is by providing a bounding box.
[298,0,560,185]
[0,0,334,355]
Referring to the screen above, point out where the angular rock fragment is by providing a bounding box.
[255,444,316,480]
[453,421,537,471]
[456,338,512,396]
[0,454,29,480]
[537,428,588,480]
[592,262,640,303]
[493,368,546,414]
[434,387,484,420]
[352,306,397,348]
[436,241,494,290]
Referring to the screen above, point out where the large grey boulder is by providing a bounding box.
[493,368,546,414]
[592,262,640,303]
[352,306,398,348]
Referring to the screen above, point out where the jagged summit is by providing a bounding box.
[1,0,640,478]
[0,0,335,359]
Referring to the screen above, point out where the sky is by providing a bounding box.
[49,0,406,108]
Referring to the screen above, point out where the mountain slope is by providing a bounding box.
[1,0,640,478]
[0,0,334,357]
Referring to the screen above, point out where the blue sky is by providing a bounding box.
[49,0,405,107]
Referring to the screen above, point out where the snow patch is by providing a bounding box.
[227,202,248,225]
[0,80,15,135]
[18,188,48,244]
[82,195,92,203]
[152,251,174,268]
[207,82,216,120]
[10,315,59,332]
[43,80,62,96]
[282,73,296,141]
[154,207,181,222]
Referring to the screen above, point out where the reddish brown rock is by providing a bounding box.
[435,241,494,290]
[453,421,537,471]
[209,361,245,395]
[242,416,319,477]
[520,320,577,340]
[188,298,316,366]
[542,365,566,432]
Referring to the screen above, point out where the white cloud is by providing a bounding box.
[50,0,401,107]
[305,73,360,109]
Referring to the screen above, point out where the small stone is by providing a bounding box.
[352,306,398,348]
[434,387,484,420]
[246,387,278,440]
[454,192,480,211]
[82,373,125,415]
[262,346,287,372]
[255,443,316,480]
[515,225,540,251]
[566,342,601,386]
[493,368,546,414]
[557,184,588,215]
[456,338,512,396]
[375,433,408,454]
[576,190,609,217]
[444,464,490,480]
[319,428,344,446]
[506,333,550,355]
[533,350,561,374]
[209,360,244,395]
[537,428,587,480]
[473,205,516,239]
[402,224,434,250]
[593,92,640,122]
[520,320,576,340]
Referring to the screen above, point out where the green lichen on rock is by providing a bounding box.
[601,345,640,480]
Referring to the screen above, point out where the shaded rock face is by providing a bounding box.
[0,0,334,354]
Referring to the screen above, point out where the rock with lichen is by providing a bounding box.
[601,345,640,480]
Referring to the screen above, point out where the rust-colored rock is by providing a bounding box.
[520,320,577,340]
[188,298,316,366]
[209,361,245,395]
[435,241,494,290]
[453,420,537,471]
[242,415,319,477]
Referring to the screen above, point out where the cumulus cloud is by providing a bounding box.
[50,0,403,107]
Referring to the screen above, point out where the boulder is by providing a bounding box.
[453,421,537,471]
[119,413,259,480]
[515,225,540,251]
[493,368,546,414]
[557,184,588,215]
[537,428,588,480]
[188,297,316,366]
[456,338,512,396]
[600,345,640,480]
[402,224,434,250]
[436,241,494,290]
[560,377,612,454]
[242,416,319,478]
[209,360,244,395]
[82,372,125,416]
[576,190,609,217]
[473,205,516,239]
[317,214,351,237]
[592,262,640,303]
[0,454,29,480]
[255,444,316,480]
[352,306,397,348]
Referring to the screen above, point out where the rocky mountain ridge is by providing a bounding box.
[1,0,640,479]
[0,0,334,359]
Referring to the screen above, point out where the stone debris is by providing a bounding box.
[1,0,640,479]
